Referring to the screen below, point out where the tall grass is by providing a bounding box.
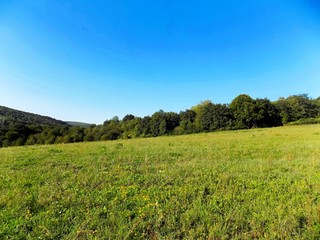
[0,125,320,239]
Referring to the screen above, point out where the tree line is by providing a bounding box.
[1,94,319,147]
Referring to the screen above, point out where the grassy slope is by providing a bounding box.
[0,125,320,239]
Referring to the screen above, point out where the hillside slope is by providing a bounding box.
[66,121,92,127]
[0,105,68,127]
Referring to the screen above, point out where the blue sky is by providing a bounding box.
[0,0,319,124]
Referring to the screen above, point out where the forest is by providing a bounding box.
[1,94,319,148]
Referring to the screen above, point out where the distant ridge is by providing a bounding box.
[66,121,92,127]
[0,105,69,127]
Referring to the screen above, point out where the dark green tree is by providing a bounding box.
[230,95,281,128]
[122,114,135,122]
[178,110,197,134]
[274,94,319,123]
[254,98,282,127]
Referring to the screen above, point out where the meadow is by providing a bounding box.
[0,124,320,239]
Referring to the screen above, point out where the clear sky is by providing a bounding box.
[0,0,319,124]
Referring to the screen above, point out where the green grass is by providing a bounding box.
[1,125,320,239]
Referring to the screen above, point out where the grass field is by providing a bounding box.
[1,125,320,239]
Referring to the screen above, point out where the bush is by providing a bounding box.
[287,117,320,125]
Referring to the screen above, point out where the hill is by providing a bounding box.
[0,105,69,127]
[66,121,92,127]
[0,125,320,239]
[0,105,71,147]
